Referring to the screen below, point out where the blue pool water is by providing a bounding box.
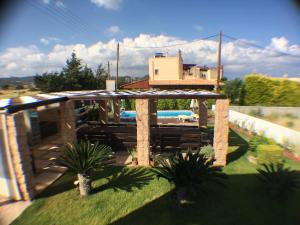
[120,110,193,118]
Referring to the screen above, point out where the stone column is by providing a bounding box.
[6,112,35,200]
[213,99,229,166]
[59,100,76,144]
[98,100,108,124]
[113,99,120,123]
[149,99,157,126]
[136,99,150,166]
[198,99,208,127]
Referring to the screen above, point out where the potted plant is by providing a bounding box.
[128,146,138,165]
[55,141,114,196]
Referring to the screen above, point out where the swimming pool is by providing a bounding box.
[120,110,193,118]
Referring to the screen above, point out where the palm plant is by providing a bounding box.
[153,150,227,202]
[55,141,114,196]
[257,163,300,198]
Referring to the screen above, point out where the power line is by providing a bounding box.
[27,0,90,35]
[223,33,300,58]
[120,34,218,49]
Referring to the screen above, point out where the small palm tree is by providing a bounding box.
[257,162,300,198]
[153,150,226,202]
[55,141,114,196]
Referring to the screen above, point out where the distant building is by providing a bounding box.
[121,51,223,90]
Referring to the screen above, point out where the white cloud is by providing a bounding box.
[270,37,289,52]
[195,25,203,32]
[0,34,300,78]
[42,0,51,4]
[90,0,123,10]
[40,37,61,45]
[106,25,122,36]
[55,1,65,8]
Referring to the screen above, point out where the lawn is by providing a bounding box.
[12,130,300,225]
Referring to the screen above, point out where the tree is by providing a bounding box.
[63,51,83,90]
[95,64,108,89]
[1,84,10,90]
[34,72,65,92]
[34,52,110,92]
[177,99,191,110]
[55,141,113,196]
[222,78,243,105]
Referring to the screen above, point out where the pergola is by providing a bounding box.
[0,89,229,200]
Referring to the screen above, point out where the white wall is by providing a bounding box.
[229,110,300,152]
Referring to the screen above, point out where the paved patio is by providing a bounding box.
[0,198,31,225]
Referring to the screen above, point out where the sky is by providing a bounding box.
[0,0,300,78]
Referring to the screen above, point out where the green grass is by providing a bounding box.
[13,130,300,225]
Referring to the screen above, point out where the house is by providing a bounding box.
[122,51,223,90]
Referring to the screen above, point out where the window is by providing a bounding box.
[155,69,159,75]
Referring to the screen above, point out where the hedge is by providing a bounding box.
[241,74,300,106]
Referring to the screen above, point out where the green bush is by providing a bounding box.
[257,144,283,164]
[241,74,300,106]
[249,135,273,153]
[286,121,294,128]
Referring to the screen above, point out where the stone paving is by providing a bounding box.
[0,198,31,225]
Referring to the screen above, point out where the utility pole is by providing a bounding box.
[107,61,110,79]
[216,30,222,92]
[116,43,119,91]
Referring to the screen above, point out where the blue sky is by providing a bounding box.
[0,0,300,78]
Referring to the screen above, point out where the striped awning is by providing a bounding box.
[0,89,226,113]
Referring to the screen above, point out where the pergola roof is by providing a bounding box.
[0,89,226,113]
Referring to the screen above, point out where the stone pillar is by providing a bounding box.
[149,99,157,126]
[98,100,108,124]
[6,112,35,200]
[198,99,208,127]
[113,99,120,123]
[59,100,76,144]
[136,99,150,166]
[213,99,229,166]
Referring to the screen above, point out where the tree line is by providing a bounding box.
[34,52,108,92]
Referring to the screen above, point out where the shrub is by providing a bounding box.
[286,121,294,128]
[152,150,226,202]
[55,141,114,196]
[249,108,263,117]
[87,105,100,121]
[257,144,283,164]
[127,146,137,164]
[15,84,25,90]
[257,163,300,198]
[200,145,215,162]
[249,135,273,153]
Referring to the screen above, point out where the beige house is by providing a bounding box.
[148,51,223,88]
